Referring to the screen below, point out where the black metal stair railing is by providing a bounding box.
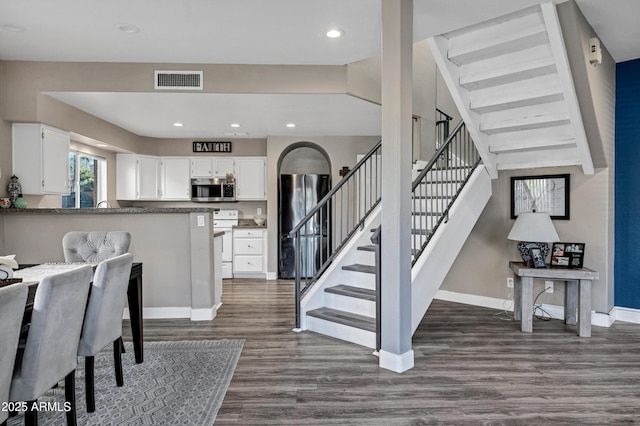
[411,120,481,265]
[291,141,382,329]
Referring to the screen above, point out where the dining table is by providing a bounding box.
[5,261,144,363]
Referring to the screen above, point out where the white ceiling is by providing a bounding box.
[1,0,637,143]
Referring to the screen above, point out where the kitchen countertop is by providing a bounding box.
[233,224,267,229]
[0,207,219,215]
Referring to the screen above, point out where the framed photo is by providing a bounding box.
[530,247,547,268]
[511,174,570,220]
[551,242,585,268]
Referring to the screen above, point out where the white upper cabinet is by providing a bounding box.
[191,157,235,178]
[191,158,213,178]
[12,123,70,195]
[235,157,266,200]
[213,158,235,178]
[116,154,161,200]
[161,157,190,200]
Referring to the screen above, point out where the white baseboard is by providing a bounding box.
[379,349,414,373]
[436,290,619,328]
[435,289,513,311]
[266,272,277,280]
[610,306,640,325]
[190,307,217,321]
[142,307,191,319]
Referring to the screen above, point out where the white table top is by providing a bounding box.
[14,262,96,283]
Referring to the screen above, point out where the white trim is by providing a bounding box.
[379,349,414,373]
[128,307,192,319]
[435,289,513,311]
[436,290,618,328]
[190,307,217,321]
[611,306,640,325]
[266,271,277,280]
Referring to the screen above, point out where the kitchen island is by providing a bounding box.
[0,207,223,321]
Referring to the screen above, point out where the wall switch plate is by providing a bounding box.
[257,207,262,215]
[545,281,554,293]
[507,277,514,288]
[197,215,205,227]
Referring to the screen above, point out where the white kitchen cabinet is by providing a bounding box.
[12,123,70,195]
[191,158,213,178]
[235,157,266,200]
[116,154,161,200]
[213,158,235,178]
[161,157,191,200]
[191,157,235,178]
[233,228,267,277]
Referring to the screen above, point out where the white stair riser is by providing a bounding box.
[341,270,376,289]
[324,292,376,317]
[306,316,376,349]
[357,249,376,265]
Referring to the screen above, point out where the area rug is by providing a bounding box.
[7,339,244,426]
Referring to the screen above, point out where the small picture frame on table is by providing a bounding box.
[551,242,585,268]
[530,247,547,268]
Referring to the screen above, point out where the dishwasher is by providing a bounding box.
[213,210,238,279]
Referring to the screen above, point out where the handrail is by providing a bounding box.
[289,140,382,236]
[292,140,382,329]
[436,108,453,122]
[411,120,480,265]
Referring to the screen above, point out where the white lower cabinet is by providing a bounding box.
[233,228,266,277]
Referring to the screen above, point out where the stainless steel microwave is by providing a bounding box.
[191,178,236,202]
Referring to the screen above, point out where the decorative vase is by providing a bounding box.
[13,197,27,209]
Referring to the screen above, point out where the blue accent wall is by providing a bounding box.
[615,58,640,308]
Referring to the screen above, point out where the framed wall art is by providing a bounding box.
[511,174,570,220]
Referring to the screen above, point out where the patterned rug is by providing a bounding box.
[7,339,244,425]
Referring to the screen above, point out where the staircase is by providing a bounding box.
[300,123,492,348]
[427,3,594,177]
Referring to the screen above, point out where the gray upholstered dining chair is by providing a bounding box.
[77,253,134,413]
[10,265,92,426]
[62,231,131,263]
[0,283,28,426]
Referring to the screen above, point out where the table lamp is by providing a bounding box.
[507,212,560,266]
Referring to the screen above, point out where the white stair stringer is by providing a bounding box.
[427,3,593,177]
[411,165,492,332]
[300,204,381,347]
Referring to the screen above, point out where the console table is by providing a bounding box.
[509,261,599,337]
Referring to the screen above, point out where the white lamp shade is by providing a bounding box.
[507,212,560,242]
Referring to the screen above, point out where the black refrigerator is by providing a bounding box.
[279,174,330,279]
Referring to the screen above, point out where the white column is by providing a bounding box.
[379,0,414,373]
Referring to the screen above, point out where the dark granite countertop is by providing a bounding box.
[0,207,219,215]
[233,224,267,229]
[213,231,226,238]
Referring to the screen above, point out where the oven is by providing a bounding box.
[191,178,235,202]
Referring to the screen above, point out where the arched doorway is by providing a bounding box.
[277,143,331,279]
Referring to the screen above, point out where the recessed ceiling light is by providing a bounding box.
[286,123,296,128]
[326,29,344,38]
[115,23,140,34]
[230,123,241,128]
[173,122,183,127]
[1,24,26,32]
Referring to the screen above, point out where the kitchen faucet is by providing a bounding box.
[96,200,111,208]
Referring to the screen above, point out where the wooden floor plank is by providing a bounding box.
[123,278,640,424]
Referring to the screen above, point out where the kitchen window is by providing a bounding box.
[62,152,106,208]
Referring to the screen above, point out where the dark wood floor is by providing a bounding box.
[124,279,640,425]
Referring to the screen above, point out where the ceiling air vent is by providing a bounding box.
[154,70,203,90]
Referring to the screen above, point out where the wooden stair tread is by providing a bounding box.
[307,307,376,332]
[342,264,375,274]
[325,284,376,301]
